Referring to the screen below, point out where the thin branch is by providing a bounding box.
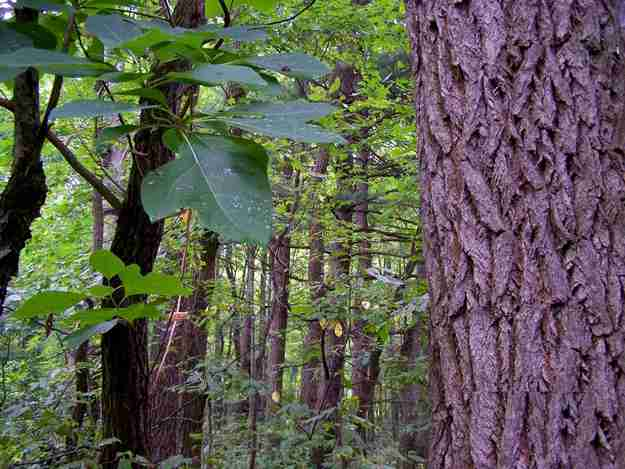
[38,10,76,141]
[252,0,316,28]
[213,0,232,50]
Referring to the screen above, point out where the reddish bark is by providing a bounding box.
[100,2,205,466]
[406,1,625,467]
[301,148,330,410]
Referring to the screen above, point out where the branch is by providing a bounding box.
[46,132,124,210]
[252,0,316,29]
[0,96,123,209]
[39,10,76,141]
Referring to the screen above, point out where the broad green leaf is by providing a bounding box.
[71,308,119,326]
[9,22,58,50]
[206,0,278,17]
[16,0,74,13]
[0,23,33,54]
[98,71,147,82]
[116,88,168,106]
[219,101,345,143]
[228,101,338,120]
[87,285,115,298]
[119,264,144,296]
[142,135,272,244]
[97,124,138,146]
[119,303,161,321]
[162,128,184,152]
[65,319,119,349]
[14,291,85,319]
[50,100,149,121]
[168,64,267,87]
[244,53,330,79]
[199,25,267,42]
[85,14,143,49]
[89,250,125,279]
[221,118,345,144]
[0,48,113,77]
[140,273,191,297]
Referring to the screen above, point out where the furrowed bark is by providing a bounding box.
[405,1,625,467]
[100,2,205,467]
[0,8,46,317]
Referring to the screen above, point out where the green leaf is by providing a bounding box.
[116,88,168,106]
[87,285,115,298]
[14,291,85,319]
[168,64,267,87]
[71,308,118,326]
[65,319,119,349]
[206,0,278,16]
[8,23,58,50]
[118,303,161,321]
[97,124,138,146]
[16,0,74,13]
[218,101,345,143]
[85,14,143,49]
[162,128,183,152]
[89,250,125,279]
[119,264,144,296]
[0,67,25,82]
[98,71,147,83]
[199,25,268,42]
[140,273,191,297]
[223,117,344,143]
[228,101,338,120]
[0,23,33,54]
[49,100,149,121]
[141,135,272,244]
[244,53,330,79]
[0,48,113,77]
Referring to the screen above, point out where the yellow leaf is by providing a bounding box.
[271,391,280,403]
[319,319,328,330]
[334,322,343,337]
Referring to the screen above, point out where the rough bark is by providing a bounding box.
[351,148,377,443]
[150,232,219,462]
[301,148,330,410]
[405,1,625,468]
[267,160,295,415]
[0,8,46,317]
[100,2,205,466]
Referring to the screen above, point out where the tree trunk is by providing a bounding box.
[0,8,46,317]
[351,148,376,444]
[267,160,295,415]
[405,1,625,467]
[100,2,205,466]
[301,148,330,411]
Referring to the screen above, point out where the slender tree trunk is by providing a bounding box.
[100,2,205,466]
[267,160,295,414]
[0,8,46,317]
[351,148,376,444]
[302,148,330,411]
[406,1,625,467]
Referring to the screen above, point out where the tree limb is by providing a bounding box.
[0,98,123,209]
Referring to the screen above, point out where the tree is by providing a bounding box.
[405,1,625,467]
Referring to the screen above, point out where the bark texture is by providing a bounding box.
[100,2,205,466]
[0,8,46,317]
[405,1,625,468]
[301,148,330,410]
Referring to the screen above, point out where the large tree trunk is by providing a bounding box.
[100,2,205,467]
[405,1,625,467]
[0,8,46,317]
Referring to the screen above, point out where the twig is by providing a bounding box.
[251,0,317,29]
